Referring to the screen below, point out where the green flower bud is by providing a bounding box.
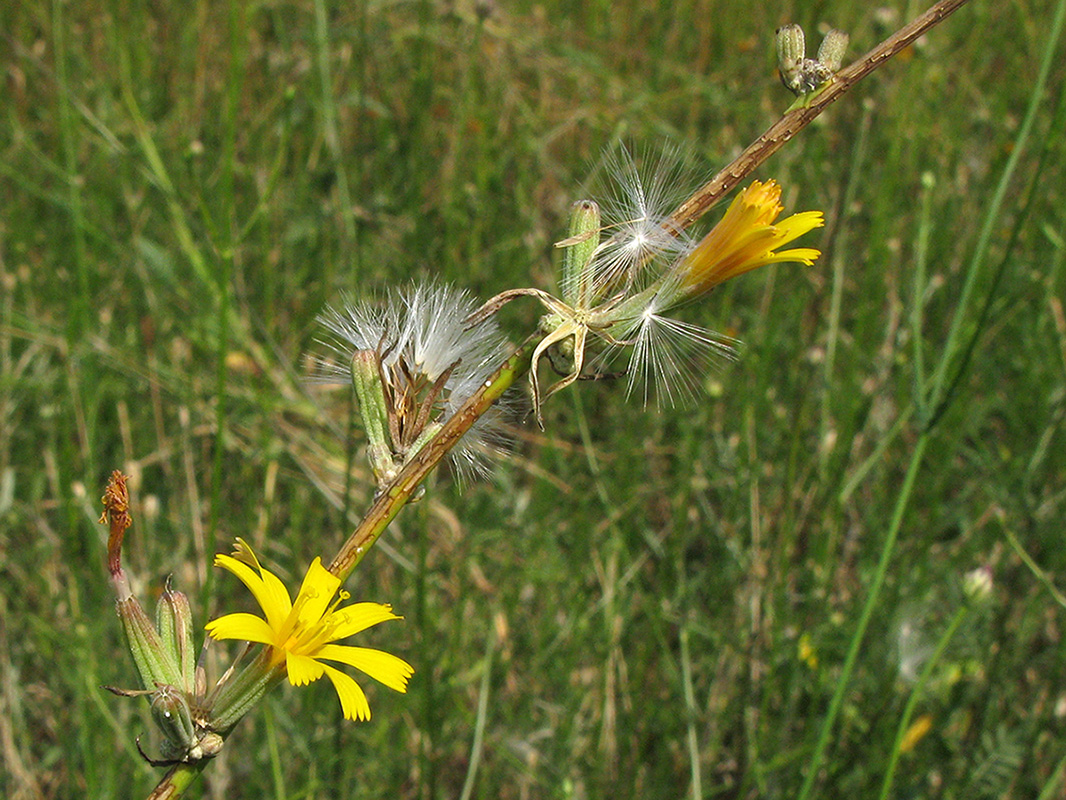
[350,349,400,484]
[559,199,602,307]
[156,580,196,694]
[151,685,197,757]
[775,24,806,79]
[149,686,224,763]
[777,24,846,100]
[816,29,848,73]
[117,597,181,691]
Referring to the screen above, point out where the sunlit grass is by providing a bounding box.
[2,0,1066,798]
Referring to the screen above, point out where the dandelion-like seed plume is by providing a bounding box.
[316,284,512,484]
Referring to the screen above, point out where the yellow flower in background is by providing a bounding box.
[678,179,823,296]
[797,632,819,669]
[899,714,934,753]
[206,539,413,721]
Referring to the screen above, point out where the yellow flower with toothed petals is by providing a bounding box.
[206,539,413,721]
[679,179,823,295]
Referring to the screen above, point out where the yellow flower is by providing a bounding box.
[899,714,934,753]
[679,179,823,295]
[206,540,413,721]
[797,632,819,668]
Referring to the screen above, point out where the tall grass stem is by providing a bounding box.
[876,604,968,800]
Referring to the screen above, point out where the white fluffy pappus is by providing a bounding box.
[605,279,738,409]
[315,283,514,481]
[575,145,696,303]
[566,146,738,409]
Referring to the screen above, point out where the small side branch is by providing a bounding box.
[667,0,973,232]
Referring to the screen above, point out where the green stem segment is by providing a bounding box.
[145,764,205,800]
[876,605,969,800]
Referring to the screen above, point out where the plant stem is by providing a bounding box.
[876,604,969,800]
[327,338,535,581]
[145,764,204,800]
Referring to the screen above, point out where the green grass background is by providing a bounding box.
[3,0,1066,797]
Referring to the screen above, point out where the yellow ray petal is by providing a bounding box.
[316,644,414,692]
[292,558,341,630]
[205,612,275,646]
[327,602,402,641]
[214,553,292,630]
[760,247,821,266]
[230,541,295,625]
[286,652,325,686]
[321,664,372,721]
[256,563,295,629]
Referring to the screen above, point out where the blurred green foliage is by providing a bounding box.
[2,0,1065,797]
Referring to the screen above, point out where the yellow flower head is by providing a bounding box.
[206,539,413,721]
[678,179,823,296]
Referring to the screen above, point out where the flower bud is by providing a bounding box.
[775,24,806,78]
[156,580,196,693]
[350,349,400,484]
[117,596,182,691]
[151,685,197,758]
[777,23,845,98]
[558,199,602,307]
[816,29,848,73]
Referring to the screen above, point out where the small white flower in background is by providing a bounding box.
[962,566,994,604]
[316,283,512,485]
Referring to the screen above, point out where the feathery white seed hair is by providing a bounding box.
[604,278,738,409]
[315,283,512,480]
[575,145,695,303]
